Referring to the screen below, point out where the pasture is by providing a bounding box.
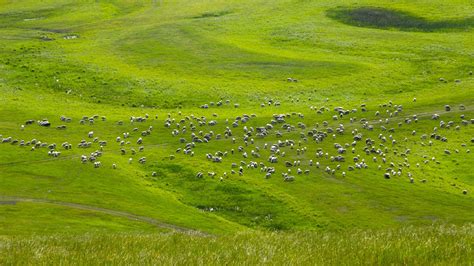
[0,0,473,263]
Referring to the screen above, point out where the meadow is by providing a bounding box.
[1,224,473,265]
[0,0,473,263]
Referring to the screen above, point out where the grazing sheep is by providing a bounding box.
[48,150,61,157]
[38,120,51,127]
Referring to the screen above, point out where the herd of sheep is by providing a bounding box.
[1,99,472,195]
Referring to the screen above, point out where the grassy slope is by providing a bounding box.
[0,0,473,238]
[0,202,162,236]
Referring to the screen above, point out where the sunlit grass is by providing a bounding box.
[1,224,472,264]
[0,0,473,251]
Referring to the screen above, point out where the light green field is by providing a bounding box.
[0,0,473,262]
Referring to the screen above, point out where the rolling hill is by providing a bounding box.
[0,0,473,263]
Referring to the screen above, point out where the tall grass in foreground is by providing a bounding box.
[1,224,472,265]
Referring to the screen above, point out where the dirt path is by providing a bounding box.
[0,196,207,236]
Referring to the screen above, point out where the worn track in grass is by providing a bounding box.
[0,196,208,236]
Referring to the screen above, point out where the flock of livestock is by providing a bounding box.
[1,99,472,195]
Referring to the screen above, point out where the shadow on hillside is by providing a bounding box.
[326,7,474,32]
[192,10,232,19]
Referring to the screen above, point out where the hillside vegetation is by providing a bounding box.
[0,0,473,262]
[1,225,473,265]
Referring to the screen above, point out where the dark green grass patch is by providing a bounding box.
[192,10,232,19]
[146,162,323,230]
[327,6,474,32]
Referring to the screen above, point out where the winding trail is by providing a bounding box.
[0,196,208,236]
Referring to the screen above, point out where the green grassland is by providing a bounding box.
[1,225,473,265]
[0,0,473,262]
